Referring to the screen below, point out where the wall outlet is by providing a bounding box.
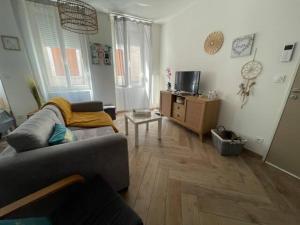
[255,138,264,144]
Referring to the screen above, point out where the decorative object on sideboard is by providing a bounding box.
[237,49,263,108]
[1,35,21,51]
[204,31,224,55]
[208,90,218,100]
[57,0,98,34]
[166,67,172,90]
[176,96,185,104]
[231,33,255,58]
[90,43,112,65]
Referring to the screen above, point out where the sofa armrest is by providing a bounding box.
[0,134,129,207]
[71,101,103,112]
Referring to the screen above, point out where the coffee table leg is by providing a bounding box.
[125,116,128,135]
[158,118,162,140]
[146,122,149,131]
[135,124,139,147]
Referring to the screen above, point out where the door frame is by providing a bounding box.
[263,60,300,162]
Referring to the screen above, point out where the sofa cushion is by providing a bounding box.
[49,124,77,145]
[7,109,60,152]
[43,105,65,125]
[71,126,115,141]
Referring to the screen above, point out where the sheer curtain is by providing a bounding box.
[12,1,93,102]
[113,16,152,111]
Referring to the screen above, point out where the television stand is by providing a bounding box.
[160,91,221,141]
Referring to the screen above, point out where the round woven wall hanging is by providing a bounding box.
[204,31,224,55]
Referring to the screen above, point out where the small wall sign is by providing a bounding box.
[231,34,255,58]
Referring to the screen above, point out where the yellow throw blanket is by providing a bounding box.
[44,97,118,132]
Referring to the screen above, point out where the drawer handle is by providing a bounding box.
[177,106,180,110]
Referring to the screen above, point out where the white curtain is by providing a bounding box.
[113,17,152,111]
[12,0,93,102]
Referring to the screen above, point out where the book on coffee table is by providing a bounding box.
[132,109,151,118]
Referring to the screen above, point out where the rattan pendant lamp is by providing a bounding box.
[57,0,98,34]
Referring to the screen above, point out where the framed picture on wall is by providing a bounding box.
[1,35,21,51]
[231,34,255,58]
[90,43,112,65]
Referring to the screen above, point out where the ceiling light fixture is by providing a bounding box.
[57,0,98,34]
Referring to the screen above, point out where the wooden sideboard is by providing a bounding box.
[160,91,220,140]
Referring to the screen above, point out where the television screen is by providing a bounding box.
[175,71,201,94]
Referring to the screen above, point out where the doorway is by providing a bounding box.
[265,64,300,178]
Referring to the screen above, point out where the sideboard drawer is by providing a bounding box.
[172,103,185,121]
[173,112,184,121]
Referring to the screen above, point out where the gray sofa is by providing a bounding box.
[0,102,129,208]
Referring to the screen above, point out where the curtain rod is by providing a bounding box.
[111,12,153,24]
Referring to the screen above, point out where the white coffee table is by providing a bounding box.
[124,112,162,147]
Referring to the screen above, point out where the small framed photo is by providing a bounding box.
[1,35,21,51]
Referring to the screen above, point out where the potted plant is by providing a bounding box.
[28,78,44,109]
[166,67,172,90]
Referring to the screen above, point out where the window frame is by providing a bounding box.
[113,19,146,89]
[44,46,90,92]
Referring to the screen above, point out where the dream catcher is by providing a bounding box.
[237,49,263,108]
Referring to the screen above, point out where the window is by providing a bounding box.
[113,16,153,111]
[129,46,143,86]
[115,48,125,86]
[114,46,143,87]
[114,17,148,88]
[27,3,92,102]
[66,48,80,76]
[45,46,89,92]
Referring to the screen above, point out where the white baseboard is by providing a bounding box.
[265,161,300,180]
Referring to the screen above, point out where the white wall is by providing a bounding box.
[0,0,37,124]
[88,12,116,105]
[160,0,300,156]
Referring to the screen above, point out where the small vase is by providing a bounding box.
[167,82,171,91]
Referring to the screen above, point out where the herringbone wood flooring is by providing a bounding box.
[115,114,300,225]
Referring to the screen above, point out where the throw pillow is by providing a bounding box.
[49,124,76,145]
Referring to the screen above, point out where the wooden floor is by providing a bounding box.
[114,114,300,225]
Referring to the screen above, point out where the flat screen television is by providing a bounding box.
[175,71,201,94]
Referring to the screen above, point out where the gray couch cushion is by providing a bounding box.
[43,105,65,125]
[72,126,115,141]
[7,109,60,152]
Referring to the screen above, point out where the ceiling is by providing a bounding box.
[86,0,198,22]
